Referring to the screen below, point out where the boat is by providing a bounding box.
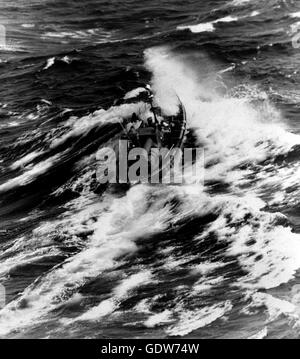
[116,85,187,184]
[118,85,186,153]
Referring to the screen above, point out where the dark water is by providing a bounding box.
[0,0,300,339]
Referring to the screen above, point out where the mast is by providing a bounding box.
[146,84,159,125]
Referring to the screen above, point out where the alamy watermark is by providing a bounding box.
[96,140,205,185]
[292,24,300,49]
[0,24,16,50]
[0,284,5,309]
[0,24,6,49]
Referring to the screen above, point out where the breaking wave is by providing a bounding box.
[0,43,300,339]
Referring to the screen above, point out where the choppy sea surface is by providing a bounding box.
[0,0,300,339]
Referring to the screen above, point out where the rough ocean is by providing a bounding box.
[0,0,300,339]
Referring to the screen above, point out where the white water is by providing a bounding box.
[1,46,300,338]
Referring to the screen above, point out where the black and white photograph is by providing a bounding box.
[0,0,300,343]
